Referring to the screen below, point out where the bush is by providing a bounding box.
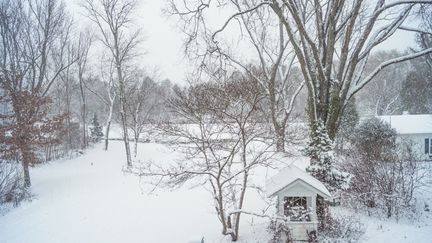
[318,215,365,243]
[267,219,292,243]
[344,118,427,219]
[0,161,26,206]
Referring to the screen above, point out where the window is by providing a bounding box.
[283,197,311,221]
[430,138,432,156]
[426,138,431,154]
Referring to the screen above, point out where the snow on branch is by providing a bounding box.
[228,209,289,222]
[350,47,432,98]
[211,2,269,41]
[398,26,432,36]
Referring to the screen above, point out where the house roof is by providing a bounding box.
[377,114,432,135]
[265,165,332,199]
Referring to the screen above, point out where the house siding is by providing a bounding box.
[398,133,432,161]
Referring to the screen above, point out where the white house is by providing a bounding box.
[266,165,332,242]
[378,114,432,161]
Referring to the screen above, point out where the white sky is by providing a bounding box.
[69,0,417,84]
[133,1,191,83]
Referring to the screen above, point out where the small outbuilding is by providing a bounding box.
[266,165,332,242]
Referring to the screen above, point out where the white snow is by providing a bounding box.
[265,164,332,199]
[377,114,432,134]
[332,206,432,243]
[0,142,222,243]
[1,141,431,243]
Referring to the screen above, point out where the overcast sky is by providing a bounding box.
[70,0,418,84]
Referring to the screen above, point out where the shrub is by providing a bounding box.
[344,118,427,218]
[267,219,292,243]
[0,161,26,206]
[318,215,365,243]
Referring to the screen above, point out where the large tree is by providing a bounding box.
[167,0,432,137]
[166,0,432,194]
[168,0,304,152]
[142,73,271,241]
[76,32,93,150]
[0,0,75,187]
[268,0,432,139]
[124,69,158,158]
[399,4,432,114]
[84,0,142,168]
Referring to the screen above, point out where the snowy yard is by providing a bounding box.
[1,0,432,242]
[1,141,431,243]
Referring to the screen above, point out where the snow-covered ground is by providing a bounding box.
[0,141,431,243]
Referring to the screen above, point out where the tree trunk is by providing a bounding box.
[22,160,31,188]
[79,79,87,149]
[231,177,247,241]
[306,89,343,143]
[65,81,72,152]
[275,126,285,152]
[20,143,33,188]
[104,120,111,151]
[316,195,329,230]
[82,102,87,149]
[119,92,132,167]
[117,72,132,167]
[133,111,139,158]
[104,101,114,151]
[230,131,249,241]
[113,28,133,167]
[133,134,138,158]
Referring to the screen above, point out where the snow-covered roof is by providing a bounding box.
[265,165,331,199]
[377,114,432,135]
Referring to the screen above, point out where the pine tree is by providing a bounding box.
[303,121,349,193]
[336,98,359,152]
[90,113,104,143]
[303,121,350,228]
[400,68,432,114]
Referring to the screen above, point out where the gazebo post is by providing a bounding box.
[311,195,317,222]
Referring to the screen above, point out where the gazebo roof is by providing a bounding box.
[265,165,332,199]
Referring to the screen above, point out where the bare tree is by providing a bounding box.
[101,62,118,151]
[140,73,272,241]
[0,0,76,187]
[124,69,158,158]
[83,0,141,167]
[76,32,93,150]
[167,0,305,152]
[167,0,432,152]
[357,50,410,116]
[83,58,117,150]
[268,0,432,140]
[54,41,78,154]
[228,2,305,152]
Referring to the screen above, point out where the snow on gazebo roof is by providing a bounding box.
[265,165,331,199]
[377,114,432,135]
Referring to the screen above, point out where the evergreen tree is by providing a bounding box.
[352,117,397,161]
[336,98,359,152]
[90,113,104,143]
[303,121,349,193]
[400,65,432,114]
